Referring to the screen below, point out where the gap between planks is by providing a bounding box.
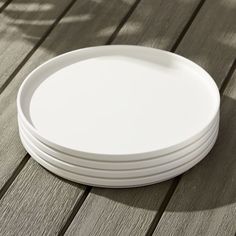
[0,154,30,201]
[105,0,142,45]
[220,59,236,95]
[0,0,143,201]
[146,57,236,236]
[170,0,206,52]
[58,186,92,236]
[0,0,12,13]
[0,0,78,200]
[0,0,77,95]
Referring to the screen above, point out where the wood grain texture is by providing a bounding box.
[175,0,236,87]
[0,158,86,236]
[0,0,138,235]
[65,185,171,236]
[0,0,9,10]
[153,69,236,236]
[112,0,201,49]
[0,0,7,9]
[152,0,236,234]
[0,0,136,190]
[0,0,74,191]
[0,0,74,90]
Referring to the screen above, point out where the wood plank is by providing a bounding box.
[65,0,236,235]
[0,0,138,235]
[0,159,86,235]
[0,0,136,190]
[65,185,171,236]
[0,0,9,10]
[175,0,236,87]
[0,0,75,91]
[0,0,7,10]
[0,0,74,191]
[153,68,236,236]
[152,0,236,234]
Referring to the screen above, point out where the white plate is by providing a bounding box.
[17,46,220,161]
[18,114,219,170]
[19,128,218,188]
[19,123,218,179]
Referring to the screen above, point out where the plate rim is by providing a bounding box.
[17,45,220,160]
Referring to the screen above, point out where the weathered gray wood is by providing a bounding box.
[65,185,171,236]
[152,0,236,234]
[115,0,236,88]
[0,0,140,235]
[0,0,74,90]
[153,70,236,236]
[113,0,199,49]
[0,0,7,9]
[0,158,86,236]
[0,0,74,192]
[0,0,9,10]
[0,0,136,190]
[175,0,236,87]
[65,0,236,235]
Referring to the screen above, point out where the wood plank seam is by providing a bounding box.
[145,176,181,236]
[145,60,236,235]
[170,0,206,52]
[0,0,153,233]
[137,1,236,232]
[150,58,236,234]
[146,60,236,235]
[0,0,78,200]
[0,0,77,95]
[0,154,30,201]
[220,59,236,95]
[58,186,92,236]
[0,0,12,13]
[105,0,142,45]
[0,0,145,232]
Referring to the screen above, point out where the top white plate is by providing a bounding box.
[17,45,220,160]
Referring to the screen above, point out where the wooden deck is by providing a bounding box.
[0,0,235,235]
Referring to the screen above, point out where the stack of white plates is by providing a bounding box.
[17,45,220,188]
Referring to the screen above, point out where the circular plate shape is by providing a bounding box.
[17,45,220,161]
[18,114,219,170]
